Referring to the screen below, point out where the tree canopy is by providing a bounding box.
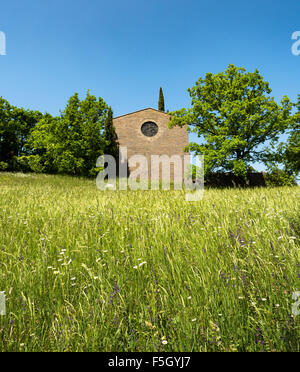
[263,95,300,180]
[27,92,108,176]
[169,64,293,177]
[0,97,42,170]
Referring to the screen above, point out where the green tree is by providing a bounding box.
[158,87,165,112]
[284,129,300,176]
[0,97,42,171]
[169,65,293,177]
[104,107,118,158]
[27,92,108,176]
[284,95,300,176]
[263,95,300,180]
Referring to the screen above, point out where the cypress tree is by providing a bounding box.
[158,87,165,112]
[104,107,118,159]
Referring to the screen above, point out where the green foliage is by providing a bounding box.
[262,95,300,180]
[169,65,293,177]
[0,97,42,171]
[284,130,300,176]
[158,87,165,112]
[0,161,8,171]
[104,107,119,158]
[27,92,108,176]
[264,168,296,187]
[284,96,300,175]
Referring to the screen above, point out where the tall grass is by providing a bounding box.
[0,172,299,351]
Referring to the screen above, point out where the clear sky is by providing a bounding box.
[0,0,299,171]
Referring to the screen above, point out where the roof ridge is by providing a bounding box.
[113,107,170,120]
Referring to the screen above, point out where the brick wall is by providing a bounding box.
[113,108,189,181]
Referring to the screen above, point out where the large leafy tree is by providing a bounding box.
[169,65,293,177]
[27,92,108,176]
[0,97,42,170]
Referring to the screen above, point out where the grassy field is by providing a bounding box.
[0,172,299,352]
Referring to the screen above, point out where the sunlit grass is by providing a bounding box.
[0,172,299,351]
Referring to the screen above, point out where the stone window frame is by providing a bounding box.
[141,121,159,137]
[136,118,165,142]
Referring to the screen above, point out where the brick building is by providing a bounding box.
[113,108,189,181]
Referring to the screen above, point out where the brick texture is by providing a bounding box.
[113,108,189,181]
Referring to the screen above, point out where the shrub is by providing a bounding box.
[264,168,296,186]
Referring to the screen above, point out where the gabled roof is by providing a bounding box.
[113,107,170,120]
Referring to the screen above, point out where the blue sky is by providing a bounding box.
[0,0,299,171]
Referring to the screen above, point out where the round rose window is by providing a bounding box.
[141,121,158,137]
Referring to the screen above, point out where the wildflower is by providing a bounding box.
[192,318,197,322]
[96,258,101,262]
[139,261,147,267]
[261,298,267,301]
[133,266,138,269]
[70,277,76,281]
[275,304,280,307]
[53,271,59,275]
[162,340,168,345]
